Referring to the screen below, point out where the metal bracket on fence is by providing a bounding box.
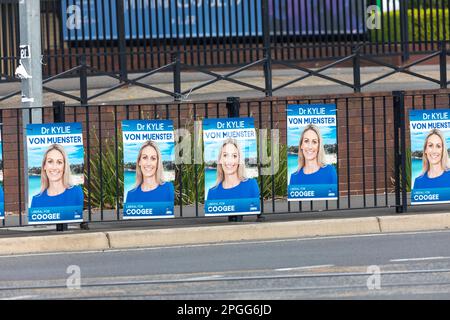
[178,59,267,99]
[393,91,408,214]
[270,55,357,93]
[359,52,442,89]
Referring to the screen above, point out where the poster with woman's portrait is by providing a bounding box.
[0,127,4,220]
[410,109,450,205]
[122,120,175,219]
[203,117,260,216]
[26,123,84,225]
[287,104,338,201]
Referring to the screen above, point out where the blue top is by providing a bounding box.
[126,182,174,203]
[207,178,260,200]
[0,186,3,204]
[289,165,337,186]
[30,185,84,208]
[413,170,450,189]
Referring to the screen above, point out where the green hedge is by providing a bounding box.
[370,9,450,42]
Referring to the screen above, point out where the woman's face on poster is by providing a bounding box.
[220,143,239,177]
[139,145,158,178]
[425,134,443,166]
[301,129,319,162]
[44,149,65,184]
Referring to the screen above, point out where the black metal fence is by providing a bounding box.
[1,0,450,82]
[1,89,449,228]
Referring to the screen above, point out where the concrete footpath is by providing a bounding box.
[1,209,450,255]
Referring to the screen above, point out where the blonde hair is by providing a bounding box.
[40,144,72,193]
[215,138,246,187]
[134,140,164,189]
[297,124,326,171]
[421,129,450,175]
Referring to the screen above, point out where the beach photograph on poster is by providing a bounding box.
[26,123,84,225]
[410,109,450,205]
[287,104,338,201]
[203,117,260,216]
[122,120,175,219]
[0,127,4,220]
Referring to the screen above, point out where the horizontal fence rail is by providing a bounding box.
[1,89,449,228]
[1,0,450,82]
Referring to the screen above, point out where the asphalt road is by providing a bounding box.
[1,229,450,300]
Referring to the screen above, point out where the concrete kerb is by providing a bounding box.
[1,212,450,255]
[0,232,109,255]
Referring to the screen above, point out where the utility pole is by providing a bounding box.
[19,0,43,223]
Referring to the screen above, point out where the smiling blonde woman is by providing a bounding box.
[413,129,450,189]
[289,124,337,186]
[126,140,174,203]
[30,144,83,208]
[207,138,259,200]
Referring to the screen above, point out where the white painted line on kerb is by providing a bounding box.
[275,264,334,272]
[390,256,450,262]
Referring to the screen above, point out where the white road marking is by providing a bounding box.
[390,256,450,262]
[2,295,35,300]
[275,264,334,272]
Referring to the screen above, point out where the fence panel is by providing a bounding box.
[3,90,448,227]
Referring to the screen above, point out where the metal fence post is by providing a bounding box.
[353,46,361,93]
[440,41,447,89]
[53,101,68,232]
[393,91,407,213]
[173,52,181,101]
[262,0,272,97]
[116,0,128,82]
[226,97,244,222]
[399,0,410,63]
[78,55,88,106]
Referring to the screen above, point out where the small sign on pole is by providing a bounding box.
[19,45,31,59]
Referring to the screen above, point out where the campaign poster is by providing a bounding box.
[122,120,175,219]
[26,123,84,225]
[287,104,338,201]
[410,109,450,205]
[0,127,4,220]
[203,117,260,216]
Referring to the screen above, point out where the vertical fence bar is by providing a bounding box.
[53,101,68,232]
[98,105,104,220]
[114,105,120,220]
[399,0,410,62]
[16,109,22,226]
[226,97,243,222]
[79,55,88,106]
[383,95,388,206]
[372,96,377,207]
[84,103,91,226]
[116,0,128,82]
[346,97,351,208]
[393,91,407,213]
[173,53,181,101]
[262,0,272,97]
[440,41,448,89]
[353,46,361,93]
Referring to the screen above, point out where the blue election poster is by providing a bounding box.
[203,117,260,216]
[26,123,84,225]
[122,120,175,219]
[287,104,338,201]
[410,109,450,205]
[0,127,4,220]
